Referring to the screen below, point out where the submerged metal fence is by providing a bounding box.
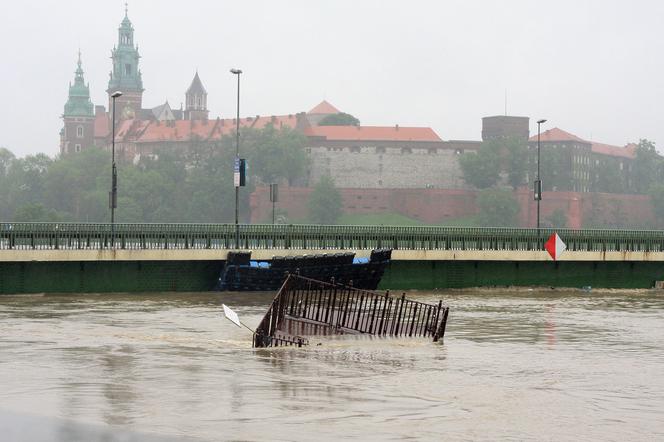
[253,274,449,347]
[2,222,664,253]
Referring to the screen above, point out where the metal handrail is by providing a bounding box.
[1,222,664,252]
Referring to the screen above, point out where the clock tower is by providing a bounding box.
[106,4,144,120]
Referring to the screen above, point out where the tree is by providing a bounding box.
[245,125,309,186]
[633,139,660,194]
[318,112,360,126]
[592,159,623,193]
[459,148,500,189]
[476,189,520,227]
[546,208,568,228]
[459,136,527,189]
[503,137,528,189]
[12,203,60,222]
[538,147,573,191]
[308,175,342,224]
[649,183,664,228]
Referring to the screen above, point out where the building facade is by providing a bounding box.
[59,8,640,196]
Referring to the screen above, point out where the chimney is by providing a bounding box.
[395,124,399,131]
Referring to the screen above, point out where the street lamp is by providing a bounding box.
[535,118,547,230]
[230,68,242,248]
[110,90,122,246]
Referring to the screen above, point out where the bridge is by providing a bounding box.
[2,223,664,293]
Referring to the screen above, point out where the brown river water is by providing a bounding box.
[1,289,663,441]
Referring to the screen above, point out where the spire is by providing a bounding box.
[186,71,207,95]
[64,51,94,117]
[185,71,208,119]
[107,5,143,93]
[74,49,84,82]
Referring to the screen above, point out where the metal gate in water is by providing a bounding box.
[253,274,450,348]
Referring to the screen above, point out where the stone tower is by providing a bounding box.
[185,72,208,120]
[61,51,95,155]
[106,5,144,120]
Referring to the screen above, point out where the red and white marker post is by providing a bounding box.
[545,232,567,261]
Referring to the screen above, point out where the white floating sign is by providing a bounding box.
[222,304,242,328]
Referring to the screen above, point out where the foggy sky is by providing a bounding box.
[2,0,663,156]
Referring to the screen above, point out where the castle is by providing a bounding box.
[61,8,638,196]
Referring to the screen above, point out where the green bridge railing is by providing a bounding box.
[2,223,664,253]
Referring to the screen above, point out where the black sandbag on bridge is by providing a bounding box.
[253,273,449,348]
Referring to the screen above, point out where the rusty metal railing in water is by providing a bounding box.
[253,274,450,348]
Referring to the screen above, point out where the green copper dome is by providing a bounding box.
[107,6,144,93]
[64,52,94,117]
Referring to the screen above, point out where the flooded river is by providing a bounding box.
[1,289,663,441]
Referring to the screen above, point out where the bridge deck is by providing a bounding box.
[2,223,664,262]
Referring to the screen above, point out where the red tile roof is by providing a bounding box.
[114,114,300,143]
[591,142,636,159]
[304,125,442,142]
[528,127,589,143]
[308,100,341,115]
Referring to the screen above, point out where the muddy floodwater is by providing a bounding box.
[1,289,663,441]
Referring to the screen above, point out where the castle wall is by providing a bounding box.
[250,185,656,229]
[307,140,478,189]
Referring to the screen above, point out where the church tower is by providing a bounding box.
[61,51,95,155]
[185,72,209,120]
[107,5,144,120]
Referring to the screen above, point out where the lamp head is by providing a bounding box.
[111,91,123,98]
[537,119,547,124]
[230,68,242,75]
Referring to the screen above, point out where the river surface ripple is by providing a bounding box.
[1,289,663,441]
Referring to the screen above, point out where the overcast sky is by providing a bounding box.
[2,0,663,156]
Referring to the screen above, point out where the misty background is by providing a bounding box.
[2,0,663,157]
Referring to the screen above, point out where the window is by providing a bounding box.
[75,144,81,152]
[76,126,84,138]
[350,146,361,153]
[401,147,412,154]
[455,148,464,155]
[125,63,131,75]
[428,148,437,155]
[376,147,386,154]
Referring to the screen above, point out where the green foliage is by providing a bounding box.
[649,183,664,228]
[633,139,661,194]
[245,125,308,185]
[318,112,360,126]
[502,137,528,188]
[537,147,573,191]
[13,203,61,222]
[476,189,520,227]
[546,208,568,228]
[338,212,425,226]
[0,125,308,223]
[308,175,342,224]
[592,159,624,193]
[459,136,527,189]
[459,148,500,189]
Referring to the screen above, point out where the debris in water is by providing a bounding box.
[253,273,450,348]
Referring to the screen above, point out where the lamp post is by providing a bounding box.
[110,90,122,246]
[535,119,547,230]
[230,68,242,248]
